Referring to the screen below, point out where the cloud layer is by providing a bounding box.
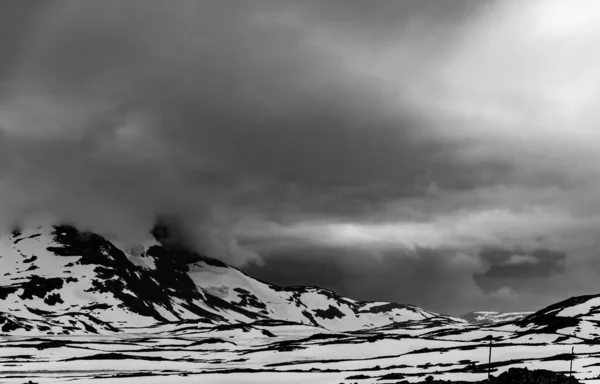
[1,0,600,313]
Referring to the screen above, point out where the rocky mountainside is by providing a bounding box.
[0,224,457,335]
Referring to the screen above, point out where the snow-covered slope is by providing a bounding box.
[433,294,600,345]
[188,259,444,331]
[0,224,453,334]
[0,225,224,333]
[461,311,533,325]
[511,294,600,341]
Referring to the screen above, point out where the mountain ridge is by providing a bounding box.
[4,223,600,343]
[0,224,457,335]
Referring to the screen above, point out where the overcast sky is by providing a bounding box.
[2,0,600,315]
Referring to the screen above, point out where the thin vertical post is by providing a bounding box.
[570,346,574,377]
[488,337,493,381]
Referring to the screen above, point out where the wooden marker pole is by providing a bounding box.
[488,337,493,381]
[570,346,574,377]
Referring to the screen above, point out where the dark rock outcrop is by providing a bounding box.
[410,368,580,384]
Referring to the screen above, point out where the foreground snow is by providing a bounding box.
[1,317,598,384]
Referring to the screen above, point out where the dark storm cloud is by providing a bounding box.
[474,248,567,296]
[2,0,600,314]
[478,248,566,278]
[0,0,500,264]
[0,1,49,81]
[278,0,486,44]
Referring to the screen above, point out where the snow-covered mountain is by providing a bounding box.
[0,224,454,335]
[461,311,533,325]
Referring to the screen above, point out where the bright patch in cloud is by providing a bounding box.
[504,254,539,266]
[240,207,580,252]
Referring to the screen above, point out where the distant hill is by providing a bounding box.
[461,310,533,325]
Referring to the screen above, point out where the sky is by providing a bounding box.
[1,0,600,315]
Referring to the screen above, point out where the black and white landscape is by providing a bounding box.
[2,0,600,383]
[0,225,599,383]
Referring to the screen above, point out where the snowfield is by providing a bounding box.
[0,322,598,384]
